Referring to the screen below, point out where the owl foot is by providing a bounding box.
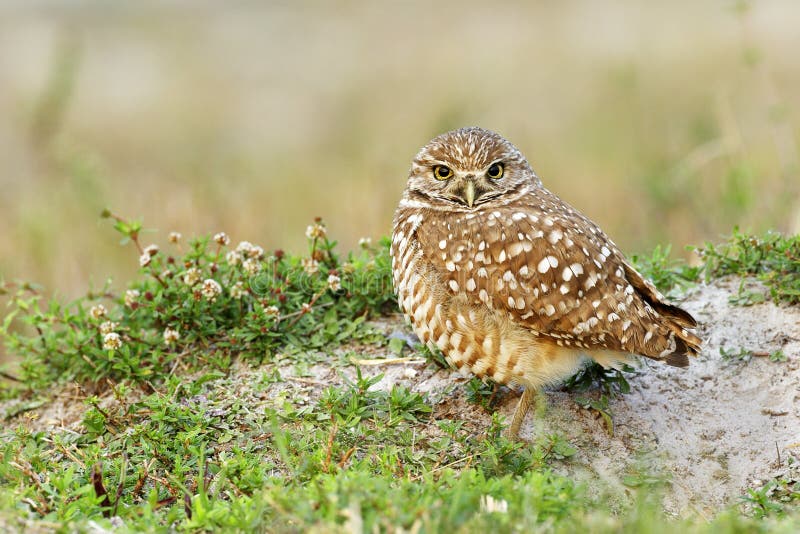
[502,387,535,440]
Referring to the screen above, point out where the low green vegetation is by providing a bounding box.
[0,216,798,531]
[2,211,394,388]
[719,346,789,364]
[695,229,800,305]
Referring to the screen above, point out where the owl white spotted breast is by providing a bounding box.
[390,127,701,438]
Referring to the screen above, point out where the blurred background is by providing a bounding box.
[0,0,798,300]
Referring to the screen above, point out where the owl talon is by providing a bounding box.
[503,387,535,440]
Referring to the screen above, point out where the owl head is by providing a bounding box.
[404,127,541,210]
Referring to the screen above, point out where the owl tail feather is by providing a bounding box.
[661,320,702,368]
[622,261,701,366]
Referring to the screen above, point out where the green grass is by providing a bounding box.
[694,229,800,305]
[630,230,800,304]
[0,216,799,531]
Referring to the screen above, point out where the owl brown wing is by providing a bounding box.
[416,190,700,364]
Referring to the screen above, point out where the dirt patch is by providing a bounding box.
[515,277,800,516]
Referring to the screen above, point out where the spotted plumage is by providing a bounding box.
[391,127,701,438]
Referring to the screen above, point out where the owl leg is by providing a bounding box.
[503,387,535,439]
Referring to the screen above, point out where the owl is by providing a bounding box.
[391,127,701,438]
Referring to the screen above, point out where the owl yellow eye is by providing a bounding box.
[433,165,453,180]
[487,163,504,179]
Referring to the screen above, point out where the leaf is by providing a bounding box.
[387,337,406,356]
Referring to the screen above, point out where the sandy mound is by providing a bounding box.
[596,277,799,515]
[496,277,800,516]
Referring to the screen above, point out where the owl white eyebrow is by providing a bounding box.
[482,160,504,172]
[428,161,452,168]
[457,161,506,174]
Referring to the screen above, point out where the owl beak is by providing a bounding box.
[464,181,476,208]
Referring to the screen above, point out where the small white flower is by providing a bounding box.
[480,495,508,514]
[301,302,313,313]
[236,241,254,254]
[242,258,261,275]
[264,305,280,317]
[201,279,222,301]
[168,231,182,244]
[230,281,246,299]
[234,241,264,259]
[301,258,319,275]
[124,290,140,307]
[99,321,118,335]
[305,223,326,240]
[327,274,341,292]
[247,245,264,259]
[102,332,122,351]
[358,237,372,248]
[90,304,107,320]
[143,244,159,256]
[183,267,202,286]
[213,232,230,246]
[163,327,180,345]
[139,253,152,267]
[226,250,242,266]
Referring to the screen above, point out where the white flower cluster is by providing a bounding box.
[183,267,202,286]
[242,259,261,275]
[103,332,122,351]
[226,250,242,266]
[163,327,180,345]
[139,244,159,267]
[228,241,265,269]
[214,232,230,246]
[327,274,341,292]
[91,304,123,350]
[301,258,319,275]
[230,281,246,299]
[201,279,222,301]
[305,223,326,240]
[99,321,118,335]
[236,241,264,259]
[124,289,140,307]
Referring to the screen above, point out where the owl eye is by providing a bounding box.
[433,165,453,180]
[486,163,504,179]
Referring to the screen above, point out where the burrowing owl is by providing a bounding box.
[391,127,701,438]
